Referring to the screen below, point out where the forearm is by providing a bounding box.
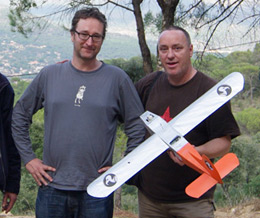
[5,147,21,194]
[120,78,146,155]
[196,135,231,159]
[125,118,146,154]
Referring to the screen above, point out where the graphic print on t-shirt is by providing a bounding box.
[161,106,173,122]
[74,85,86,107]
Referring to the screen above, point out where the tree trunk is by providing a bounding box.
[249,76,254,104]
[115,187,122,209]
[132,0,154,74]
[157,0,179,29]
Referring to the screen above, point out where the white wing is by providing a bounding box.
[87,134,167,197]
[170,72,244,136]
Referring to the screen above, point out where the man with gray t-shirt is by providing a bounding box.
[12,8,145,218]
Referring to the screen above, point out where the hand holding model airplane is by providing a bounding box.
[87,72,244,199]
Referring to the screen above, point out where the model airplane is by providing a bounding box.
[140,111,240,198]
[87,72,244,198]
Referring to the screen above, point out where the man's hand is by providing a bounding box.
[2,192,17,213]
[98,166,111,174]
[167,150,185,166]
[26,158,56,186]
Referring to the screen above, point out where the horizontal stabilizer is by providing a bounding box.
[185,153,239,198]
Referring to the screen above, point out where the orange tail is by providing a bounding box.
[185,153,239,198]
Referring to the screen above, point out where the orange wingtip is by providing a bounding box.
[186,173,217,198]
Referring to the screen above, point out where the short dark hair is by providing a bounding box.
[160,26,191,45]
[70,7,107,39]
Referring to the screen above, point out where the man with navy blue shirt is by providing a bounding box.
[0,73,21,214]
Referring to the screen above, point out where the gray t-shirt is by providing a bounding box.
[12,61,145,190]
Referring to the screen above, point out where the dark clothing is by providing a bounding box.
[0,73,21,194]
[135,71,240,203]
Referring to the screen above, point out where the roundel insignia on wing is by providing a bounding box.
[103,174,117,187]
[217,85,232,96]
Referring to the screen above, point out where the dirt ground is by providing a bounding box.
[0,199,259,218]
[214,199,260,218]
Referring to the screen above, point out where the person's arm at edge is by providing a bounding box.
[12,71,56,186]
[1,83,20,213]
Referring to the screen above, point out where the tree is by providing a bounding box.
[131,0,153,74]
[225,49,260,102]
[192,54,228,79]
[145,1,260,57]
[251,43,260,66]
[105,55,157,82]
[214,134,260,206]
[113,126,127,209]
[11,77,30,103]
[235,107,260,134]
[9,0,260,75]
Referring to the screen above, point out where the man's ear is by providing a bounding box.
[189,44,193,57]
[71,31,75,42]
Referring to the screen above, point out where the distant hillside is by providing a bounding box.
[0,4,156,77]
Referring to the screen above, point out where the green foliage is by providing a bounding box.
[29,110,44,158]
[113,125,127,163]
[193,45,260,101]
[214,185,246,207]
[214,135,260,207]
[144,11,162,35]
[245,175,260,197]
[226,50,254,65]
[235,108,260,134]
[120,185,138,214]
[230,63,259,95]
[12,168,38,215]
[105,55,157,83]
[233,136,260,184]
[252,43,260,66]
[0,167,38,215]
[193,54,229,80]
[113,126,138,214]
[9,0,92,37]
[11,77,30,103]
[12,78,44,158]
[9,0,39,36]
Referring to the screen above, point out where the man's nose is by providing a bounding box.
[84,36,94,45]
[167,49,175,59]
